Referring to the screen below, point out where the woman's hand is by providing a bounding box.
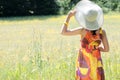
[65,9,76,23]
[67,9,76,18]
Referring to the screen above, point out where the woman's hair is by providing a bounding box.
[91,30,97,35]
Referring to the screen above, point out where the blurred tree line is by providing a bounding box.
[0,0,119,16]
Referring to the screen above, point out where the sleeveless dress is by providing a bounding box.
[76,29,105,80]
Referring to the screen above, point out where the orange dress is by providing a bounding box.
[76,29,105,80]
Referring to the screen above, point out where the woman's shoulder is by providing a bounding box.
[102,29,107,35]
[100,29,108,39]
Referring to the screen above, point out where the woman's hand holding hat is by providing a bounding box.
[67,9,76,18]
[64,9,76,25]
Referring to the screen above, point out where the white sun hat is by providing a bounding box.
[75,0,104,30]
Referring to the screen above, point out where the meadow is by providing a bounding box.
[0,12,120,80]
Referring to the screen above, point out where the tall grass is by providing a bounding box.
[0,12,120,80]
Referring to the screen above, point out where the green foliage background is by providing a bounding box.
[0,0,120,16]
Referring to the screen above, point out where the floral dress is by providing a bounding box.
[76,29,105,80]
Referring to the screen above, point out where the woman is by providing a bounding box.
[61,0,109,80]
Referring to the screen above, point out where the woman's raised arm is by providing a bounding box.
[61,10,83,36]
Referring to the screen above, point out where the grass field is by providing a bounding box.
[0,12,120,80]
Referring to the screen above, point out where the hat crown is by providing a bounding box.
[85,9,98,22]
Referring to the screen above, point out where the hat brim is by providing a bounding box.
[74,0,104,30]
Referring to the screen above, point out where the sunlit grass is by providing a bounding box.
[0,12,120,80]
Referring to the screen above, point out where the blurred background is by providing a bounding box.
[0,0,120,17]
[0,0,120,80]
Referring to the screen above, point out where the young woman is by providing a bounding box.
[61,0,109,80]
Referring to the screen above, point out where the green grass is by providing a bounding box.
[0,13,120,80]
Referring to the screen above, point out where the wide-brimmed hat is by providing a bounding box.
[75,0,104,30]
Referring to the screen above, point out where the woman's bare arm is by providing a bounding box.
[99,30,109,52]
[61,10,83,36]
